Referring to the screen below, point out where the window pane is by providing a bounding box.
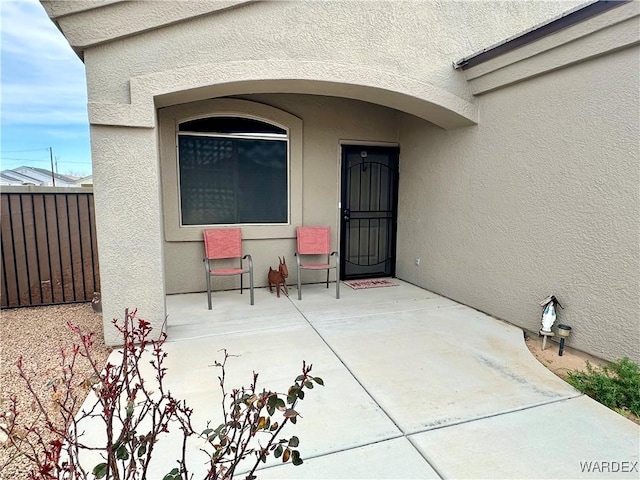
[179,135,288,225]
[237,139,288,223]
[179,117,286,136]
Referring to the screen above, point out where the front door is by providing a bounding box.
[340,145,399,280]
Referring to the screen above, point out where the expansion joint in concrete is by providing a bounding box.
[287,296,445,478]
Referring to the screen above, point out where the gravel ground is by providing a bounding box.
[0,303,111,479]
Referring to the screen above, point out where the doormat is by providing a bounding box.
[343,279,399,290]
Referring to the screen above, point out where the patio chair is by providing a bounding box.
[295,226,340,300]
[203,228,254,309]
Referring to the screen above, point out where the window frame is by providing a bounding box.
[159,98,303,241]
[176,123,291,227]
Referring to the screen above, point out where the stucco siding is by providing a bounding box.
[43,0,637,353]
[81,1,583,106]
[91,125,166,345]
[397,46,640,362]
[162,94,401,294]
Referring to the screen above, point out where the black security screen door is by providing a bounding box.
[340,145,399,280]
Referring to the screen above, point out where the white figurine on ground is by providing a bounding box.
[540,295,562,333]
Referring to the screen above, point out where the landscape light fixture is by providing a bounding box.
[557,324,572,356]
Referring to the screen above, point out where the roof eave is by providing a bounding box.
[453,0,629,70]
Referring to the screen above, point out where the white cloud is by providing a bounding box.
[1,0,88,126]
[1,0,76,60]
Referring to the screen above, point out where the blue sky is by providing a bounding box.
[1,0,92,177]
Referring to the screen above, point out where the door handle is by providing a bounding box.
[343,209,350,222]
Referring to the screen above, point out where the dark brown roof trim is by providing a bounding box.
[453,0,629,70]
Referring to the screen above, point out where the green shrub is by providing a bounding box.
[566,357,640,417]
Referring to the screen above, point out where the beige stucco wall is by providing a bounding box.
[91,125,166,345]
[162,94,401,294]
[396,46,640,363]
[72,0,593,131]
[43,0,638,354]
[80,1,583,106]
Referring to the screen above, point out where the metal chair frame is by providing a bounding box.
[203,228,254,309]
[294,226,340,300]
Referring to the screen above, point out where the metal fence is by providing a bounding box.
[1,187,100,308]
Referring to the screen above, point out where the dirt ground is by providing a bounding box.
[524,331,608,378]
[524,331,640,425]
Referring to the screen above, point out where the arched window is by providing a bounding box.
[177,116,289,225]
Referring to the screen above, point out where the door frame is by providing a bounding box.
[339,143,400,280]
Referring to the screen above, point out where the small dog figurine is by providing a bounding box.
[268,256,289,298]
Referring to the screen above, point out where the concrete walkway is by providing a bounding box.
[153,280,639,479]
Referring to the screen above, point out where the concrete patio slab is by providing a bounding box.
[167,289,306,340]
[306,297,579,432]
[156,313,402,476]
[256,437,440,479]
[410,395,640,479]
[162,323,402,443]
[84,279,638,479]
[298,295,458,323]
